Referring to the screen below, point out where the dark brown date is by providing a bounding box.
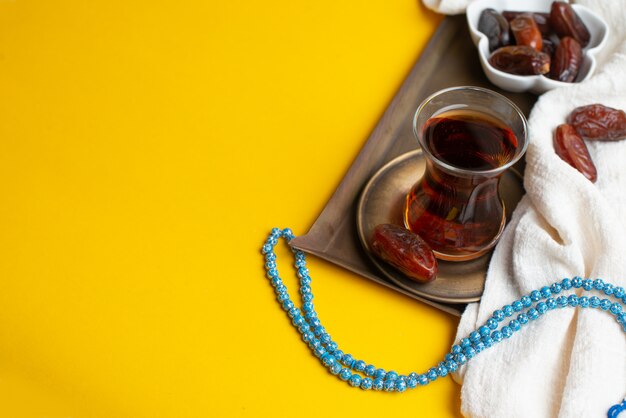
[510,14,542,51]
[502,11,552,36]
[478,8,510,52]
[369,224,437,283]
[567,104,626,141]
[489,46,550,75]
[554,124,597,183]
[550,2,590,47]
[550,37,582,82]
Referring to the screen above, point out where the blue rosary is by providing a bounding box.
[262,228,626,416]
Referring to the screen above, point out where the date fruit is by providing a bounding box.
[478,8,510,52]
[554,124,597,183]
[503,11,552,36]
[550,1,590,47]
[550,37,582,82]
[510,14,543,50]
[489,46,550,76]
[369,224,437,283]
[567,104,626,141]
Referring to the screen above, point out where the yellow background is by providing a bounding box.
[0,1,462,416]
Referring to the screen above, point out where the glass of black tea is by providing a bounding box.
[404,86,528,261]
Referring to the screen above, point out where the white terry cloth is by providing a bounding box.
[421,1,626,417]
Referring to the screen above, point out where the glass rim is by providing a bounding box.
[413,86,529,177]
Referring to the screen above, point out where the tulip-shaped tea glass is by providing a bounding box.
[404,86,528,261]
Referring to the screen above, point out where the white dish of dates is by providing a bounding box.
[467,0,609,94]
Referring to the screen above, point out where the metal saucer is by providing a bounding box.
[356,149,524,304]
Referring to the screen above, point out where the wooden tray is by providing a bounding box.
[290,15,537,317]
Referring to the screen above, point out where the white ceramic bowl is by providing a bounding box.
[466,0,609,94]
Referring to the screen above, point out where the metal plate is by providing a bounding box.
[356,150,524,304]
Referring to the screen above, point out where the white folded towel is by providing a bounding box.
[421,1,626,416]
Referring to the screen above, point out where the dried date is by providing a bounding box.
[510,14,543,51]
[489,46,550,76]
[567,104,626,141]
[550,37,582,82]
[478,8,510,52]
[369,224,437,283]
[502,11,552,36]
[550,1,590,47]
[554,124,597,183]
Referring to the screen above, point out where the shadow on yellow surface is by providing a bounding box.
[0,0,463,416]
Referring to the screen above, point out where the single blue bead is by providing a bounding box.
[265,260,277,270]
[288,307,301,318]
[600,299,611,311]
[509,319,521,331]
[546,298,557,310]
[521,295,532,308]
[479,326,491,337]
[383,380,395,392]
[551,283,563,294]
[536,302,548,315]
[469,331,481,343]
[261,243,272,254]
[460,338,471,348]
[398,375,407,384]
[302,293,314,303]
[503,305,514,317]
[314,345,326,358]
[339,368,352,381]
[282,300,294,311]
[270,276,282,287]
[463,346,476,359]
[302,331,315,343]
[512,300,523,312]
[330,362,342,375]
[361,377,373,390]
[451,344,462,354]
[445,353,454,362]
[603,283,614,296]
[579,296,589,308]
[561,278,572,290]
[491,330,503,342]
[446,360,459,373]
[582,279,593,291]
[455,353,468,365]
[610,303,622,315]
[365,365,376,377]
[320,333,331,345]
[341,354,355,368]
[557,296,568,308]
[417,374,428,386]
[322,353,336,367]
[292,315,305,327]
[530,290,541,302]
[297,267,309,279]
[482,336,493,348]
[474,341,485,353]
[590,296,601,308]
[333,349,344,360]
[374,369,386,380]
[270,227,282,236]
[568,295,579,307]
[572,277,582,288]
[309,318,321,329]
[540,286,552,299]
[267,268,278,279]
[487,318,499,330]
[282,227,294,237]
[409,372,418,380]
[395,379,407,392]
[614,286,625,299]
[302,301,314,312]
[265,252,276,262]
[501,326,512,339]
[517,313,529,325]
[297,322,309,333]
[295,259,305,268]
[528,308,539,320]
[593,279,604,291]
[407,376,418,389]
[354,360,366,373]
[277,292,290,303]
[275,283,287,293]
[493,310,505,322]
[372,378,384,391]
[349,374,362,387]
[300,285,311,295]
[386,371,398,382]
[437,363,448,377]
[268,236,278,246]
[618,312,626,324]
[300,276,311,286]
[427,368,438,381]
